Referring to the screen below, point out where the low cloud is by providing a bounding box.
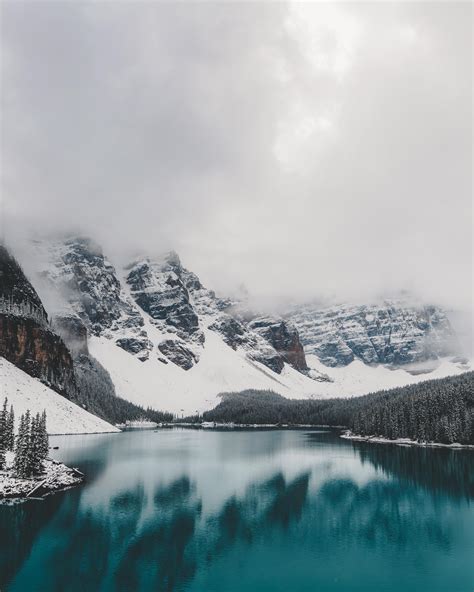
[1,1,472,314]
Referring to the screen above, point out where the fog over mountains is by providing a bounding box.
[0,2,472,421]
[0,235,467,418]
[1,1,472,318]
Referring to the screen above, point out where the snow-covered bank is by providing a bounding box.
[116,420,158,429]
[0,357,120,435]
[341,431,474,450]
[0,452,84,500]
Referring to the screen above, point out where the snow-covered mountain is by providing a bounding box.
[24,237,328,414]
[0,243,171,429]
[31,238,310,374]
[286,300,460,370]
[17,236,468,416]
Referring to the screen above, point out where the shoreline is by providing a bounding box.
[169,422,345,430]
[0,457,84,501]
[341,430,474,450]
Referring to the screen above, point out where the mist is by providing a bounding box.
[1,1,472,315]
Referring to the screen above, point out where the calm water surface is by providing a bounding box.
[0,428,473,592]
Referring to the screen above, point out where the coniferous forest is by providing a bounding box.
[202,372,474,445]
[73,356,173,425]
[0,398,49,477]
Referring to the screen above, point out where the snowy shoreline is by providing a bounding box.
[0,453,84,501]
[341,430,474,450]
[169,422,345,430]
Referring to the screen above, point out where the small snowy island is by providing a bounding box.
[0,451,84,500]
[0,398,84,501]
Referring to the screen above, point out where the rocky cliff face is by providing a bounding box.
[52,314,89,357]
[0,315,76,395]
[247,317,308,372]
[287,301,459,368]
[26,237,459,379]
[126,253,202,341]
[42,237,144,336]
[0,245,48,325]
[0,245,76,396]
[31,238,311,376]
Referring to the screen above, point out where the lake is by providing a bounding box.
[1,428,473,591]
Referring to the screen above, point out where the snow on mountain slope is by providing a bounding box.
[88,328,320,416]
[0,357,119,434]
[303,354,471,398]
[89,331,470,415]
[19,236,468,417]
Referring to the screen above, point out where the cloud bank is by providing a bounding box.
[1,1,472,312]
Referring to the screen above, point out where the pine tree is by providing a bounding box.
[28,414,43,476]
[6,404,14,451]
[14,412,31,478]
[0,398,7,470]
[39,410,49,462]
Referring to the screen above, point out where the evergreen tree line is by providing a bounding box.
[0,398,49,477]
[0,296,49,328]
[0,397,15,469]
[201,372,474,445]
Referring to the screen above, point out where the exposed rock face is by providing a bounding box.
[22,239,309,377]
[208,314,286,374]
[0,242,176,424]
[52,314,89,357]
[0,245,76,397]
[115,337,153,362]
[157,339,197,370]
[126,255,200,340]
[287,301,459,367]
[208,315,247,350]
[40,237,144,337]
[247,317,308,372]
[0,245,48,326]
[0,314,75,396]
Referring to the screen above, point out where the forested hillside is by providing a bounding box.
[202,372,474,445]
[73,355,173,424]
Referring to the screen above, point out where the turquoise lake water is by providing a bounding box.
[1,428,473,591]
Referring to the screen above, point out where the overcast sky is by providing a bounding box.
[1,1,472,311]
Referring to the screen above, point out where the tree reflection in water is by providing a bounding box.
[2,430,473,592]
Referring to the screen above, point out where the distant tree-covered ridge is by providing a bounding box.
[201,372,474,445]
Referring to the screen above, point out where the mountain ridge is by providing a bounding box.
[8,235,465,415]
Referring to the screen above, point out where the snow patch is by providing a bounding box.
[0,357,119,434]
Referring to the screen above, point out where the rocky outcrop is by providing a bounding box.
[208,315,247,350]
[29,238,459,379]
[126,254,201,340]
[287,301,459,367]
[157,339,198,370]
[247,317,308,372]
[30,240,314,377]
[52,314,89,357]
[0,244,48,326]
[209,314,285,374]
[126,252,204,343]
[115,336,153,362]
[0,245,76,397]
[41,237,144,337]
[0,314,76,397]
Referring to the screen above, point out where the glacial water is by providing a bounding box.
[1,428,473,591]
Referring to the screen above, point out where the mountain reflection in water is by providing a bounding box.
[1,429,473,592]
